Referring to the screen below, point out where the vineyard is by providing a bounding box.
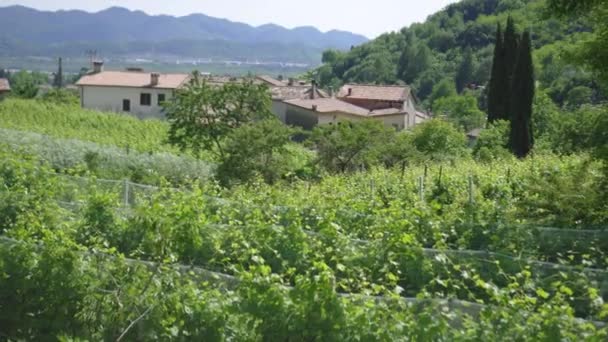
[1,139,607,339]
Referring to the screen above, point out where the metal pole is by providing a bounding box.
[124,179,129,207]
[468,175,474,204]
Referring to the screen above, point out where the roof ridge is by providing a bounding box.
[343,83,410,88]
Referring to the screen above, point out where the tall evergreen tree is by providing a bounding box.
[509,31,535,158]
[503,16,519,119]
[487,23,506,123]
[53,57,63,88]
[455,47,475,93]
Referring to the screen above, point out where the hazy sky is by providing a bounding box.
[0,0,459,38]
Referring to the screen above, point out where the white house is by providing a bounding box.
[76,62,190,119]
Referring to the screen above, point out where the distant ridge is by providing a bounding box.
[0,5,368,63]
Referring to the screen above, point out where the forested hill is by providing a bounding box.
[315,0,602,108]
[0,6,368,64]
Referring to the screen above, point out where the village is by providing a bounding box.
[69,62,430,131]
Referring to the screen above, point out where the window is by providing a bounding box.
[140,93,151,106]
[158,93,166,106]
[122,99,130,112]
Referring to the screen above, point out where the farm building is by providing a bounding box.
[76,62,190,119]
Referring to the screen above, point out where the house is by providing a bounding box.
[0,78,10,100]
[76,62,190,119]
[276,83,428,131]
[256,75,286,87]
[337,84,417,112]
[269,82,328,123]
[283,97,427,131]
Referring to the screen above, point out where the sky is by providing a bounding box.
[0,0,459,38]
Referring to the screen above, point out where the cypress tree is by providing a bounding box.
[456,47,475,93]
[509,31,535,158]
[53,57,63,88]
[503,16,519,120]
[487,23,505,123]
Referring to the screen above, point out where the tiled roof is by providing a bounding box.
[0,78,10,92]
[368,108,406,116]
[256,75,286,86]
[270,86,328,100]
[76,71,190,89]
[285,98,373,116]
[337,84,411,102]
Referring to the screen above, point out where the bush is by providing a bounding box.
[473,120,512,162]
[410,119,468,161]
[216,119,295,186]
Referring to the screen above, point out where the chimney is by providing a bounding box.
[93,61,104,73]
[150,73,160,86]
[348,88,353,96]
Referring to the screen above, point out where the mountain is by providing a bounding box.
[315,0,602,107]
[0,6,368,64]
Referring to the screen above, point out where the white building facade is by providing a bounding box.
[76,63,189,119]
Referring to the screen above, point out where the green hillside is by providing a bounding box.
[315,0,603,108]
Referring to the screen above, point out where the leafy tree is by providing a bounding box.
[429,78,457,110]
[9,71,45,99]
[165,72,273,159]
[547,0,608,83]
[410,119,467,160]
[455,48,476,93]
[487,23,506,123]
[565,86,593,109]
[309,120,393,173]
[509,31,535,158]
[216,119,294,186]
[433,94,486,131]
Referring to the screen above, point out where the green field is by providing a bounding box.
[1,136,607,339]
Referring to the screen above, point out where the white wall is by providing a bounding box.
[271,100,287,123]
[80,86,173,119]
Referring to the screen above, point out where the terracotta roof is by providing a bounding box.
[271,86,328,100]
[337,84,411,102]
[368,108,406,116]
[256,75,286,86]
[76,71,190,89]
[0,78,10,92]
[285,98,372,116]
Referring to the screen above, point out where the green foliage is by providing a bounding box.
[455,48,476,92]
[410,119,468,161]
[547,0,608,84]
[429,78,457,109]
[488,23,507,122]
[309,120,394,173]
[0,98,173,153]
[39,88,79,106]
[473,120,512,161]
[433,94,486,131]
[216,119,295,186]
[165,72,273,159]
[509,31,535,158]
[316,0,602,109]
[8,70,46,99]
